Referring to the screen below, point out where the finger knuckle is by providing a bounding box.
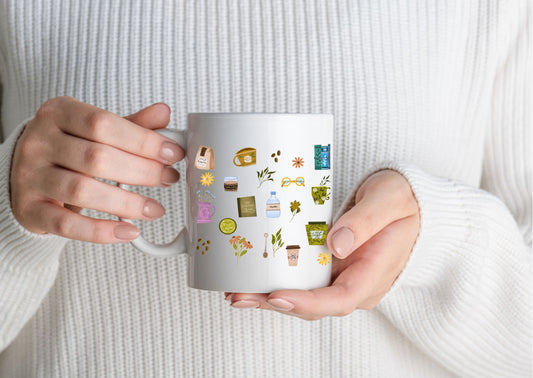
[53,213,73,236]
[85,110,111,140]
[83,145,107,174]
[336,306,357,317]
[68,177,89,204]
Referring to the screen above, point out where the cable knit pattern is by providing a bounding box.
[0,0,530,377]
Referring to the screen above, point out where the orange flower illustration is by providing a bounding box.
[229,235,241,245]
[292,157,304,168]
[229,236,253,264]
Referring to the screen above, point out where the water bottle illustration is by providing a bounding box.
[266,191,281,218]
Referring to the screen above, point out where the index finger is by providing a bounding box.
[52,97,184,164]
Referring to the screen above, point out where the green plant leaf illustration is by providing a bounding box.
[240,251,247,257]
[271,234,275,245]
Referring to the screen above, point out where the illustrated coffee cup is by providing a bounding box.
[119,113,334,293]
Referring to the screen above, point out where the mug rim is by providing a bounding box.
[188,112,333,118]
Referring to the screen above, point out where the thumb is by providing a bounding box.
[124,103,171,129]
[327,195,410,259]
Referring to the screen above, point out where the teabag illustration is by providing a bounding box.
[195,145,215,170]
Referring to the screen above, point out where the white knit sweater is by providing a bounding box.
[0,0,530,377]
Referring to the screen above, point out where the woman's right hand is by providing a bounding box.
[9,97,184,243]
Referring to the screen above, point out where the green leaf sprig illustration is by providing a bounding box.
[319,175,331,186]
[271,228,284,257]
[257,167,276,188]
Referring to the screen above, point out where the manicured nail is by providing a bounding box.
[159,141,181,164]
[161,167,180,185]
[143,199,165,219]
[225,293,234,301]
[114,224,140,240]
[267,298,294,311]
[231,300,260,309]
[331,227,354,258]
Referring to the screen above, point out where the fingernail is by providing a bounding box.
[224,293,234,301]
[114,224,140,240]
[331,227,354,258]
[266,298,294,311]
[161,167,180,185]
[231,300,260,309]
[143,199,165,219]
[159,141,181,164]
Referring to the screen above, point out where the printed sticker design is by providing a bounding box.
[281,177,305,187]
[292,157,304,168]
[306,222,329,245]
[271,150,281,163]
[200,172,215,187]
[311,176,331,205]
[196,238,211,255]
[289,200,301,222]
[257,167,276,188]
[229,235,253,264]
[314,144,331,170]
[195,146,214,170]
[237,196,257,217]
[197,191,215,223]
[219,218,237,235]
[233,147,257,167]
[271,228,284,257]
[224,176,238,192]
[263,233,269,258]
[266,191,281,218]
[317,251,331,266]
[286,245,301,266]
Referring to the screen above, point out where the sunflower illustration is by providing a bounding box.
[317,251,331,266]
[292,157,304,168]
[200,172,214,187]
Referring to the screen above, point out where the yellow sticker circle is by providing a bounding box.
[219,218,237,235]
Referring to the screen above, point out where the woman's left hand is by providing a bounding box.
[226,169,420,320]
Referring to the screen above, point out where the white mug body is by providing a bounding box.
[185,113,334,293]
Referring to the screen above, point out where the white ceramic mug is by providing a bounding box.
[121,113,334,293]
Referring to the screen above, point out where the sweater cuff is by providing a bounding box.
[336,161,475,295]
[0,119,67,273]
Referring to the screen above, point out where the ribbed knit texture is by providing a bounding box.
[0,0,530,377]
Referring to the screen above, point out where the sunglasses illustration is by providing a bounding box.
[281,177,305,187]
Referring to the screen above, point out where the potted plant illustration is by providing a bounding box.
[311,175,331,205]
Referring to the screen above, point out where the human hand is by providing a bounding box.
[10,97,184,243]
[226,170,420,320]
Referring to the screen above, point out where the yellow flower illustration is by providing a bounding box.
[200,172,214,187]
[317,251,331,266]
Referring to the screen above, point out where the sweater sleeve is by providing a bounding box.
[0,119,68,353]
[369,7,532,377]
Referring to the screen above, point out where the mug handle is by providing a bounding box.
[232,155,241,166]
[118,128,188,257]
[209,204,216,217]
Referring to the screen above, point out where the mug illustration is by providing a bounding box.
[233,147,257,167]
[314,144,331,170]
[305,222,328,245]
[266,191,281,218]
[195,145,215,170]
[286,245,301,266]
[197,201,216,223]
[311,175,331,205]
[224,176,238,192]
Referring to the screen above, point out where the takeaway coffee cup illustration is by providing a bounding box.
[119,113,334,293]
